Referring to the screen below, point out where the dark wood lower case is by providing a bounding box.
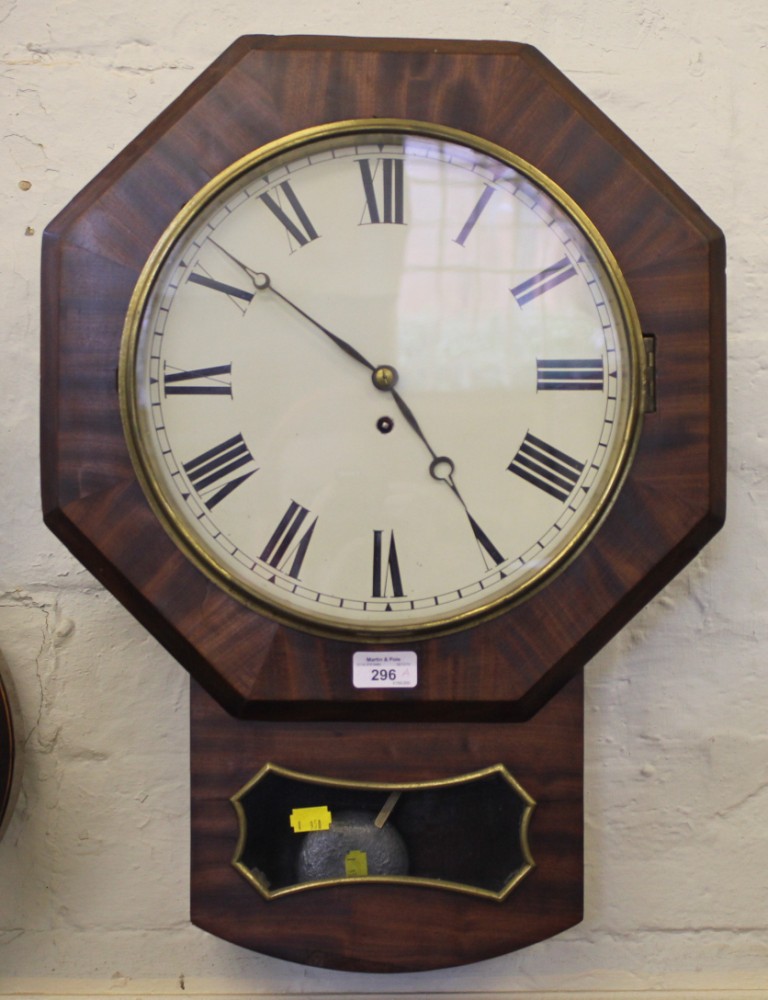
[190,672,583,972]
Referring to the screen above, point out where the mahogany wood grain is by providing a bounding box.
[41,37,725,720]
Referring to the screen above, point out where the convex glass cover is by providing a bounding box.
[120,120,644,639]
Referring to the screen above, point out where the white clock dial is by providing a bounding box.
[120,120,644,639]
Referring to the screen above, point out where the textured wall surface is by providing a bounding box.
[1,1,766,997]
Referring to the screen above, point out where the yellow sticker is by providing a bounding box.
[345,850,368,877]
[289,805,332,833]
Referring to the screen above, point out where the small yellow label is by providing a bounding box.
[345,850,368,877]
[289,806,332,833]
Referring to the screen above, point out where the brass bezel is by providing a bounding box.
[119,118,645,643]
[230,762,536,902]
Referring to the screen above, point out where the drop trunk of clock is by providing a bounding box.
[190,675,583,971]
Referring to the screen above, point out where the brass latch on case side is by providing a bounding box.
[643,333,657,413]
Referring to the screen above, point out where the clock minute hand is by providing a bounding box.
[209,241,376,374]
[209,242,473,514]
[265,279,377,374]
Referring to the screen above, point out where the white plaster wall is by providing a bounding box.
[0,1,765,997]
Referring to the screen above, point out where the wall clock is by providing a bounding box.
[41,36,725,971]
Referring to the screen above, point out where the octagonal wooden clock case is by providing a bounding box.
[41,36,725,972]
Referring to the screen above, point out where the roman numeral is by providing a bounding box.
[508,433,585,503]
[454,185,496,246]
[163,364,233,396]
[183,433,257,509]
[357,158,405,224]
[260,501,317,580]
[467,513,505,569]
[372,529,405,599]
[536,358,605,391]
[511,257,577,306]
[260,181,319,249]
[187,272,254,303]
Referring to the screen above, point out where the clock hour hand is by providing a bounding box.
[388,386,455,485]
[372,371,501,566]
[383,380,471,511]
[390,396,503,566]
[385,388,505,569]
[209,241,376,374]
